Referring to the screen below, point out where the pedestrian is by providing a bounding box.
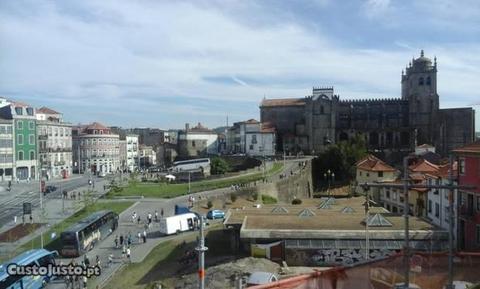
[29,215,33,223]
[114,235,118,248]
[147,212,152,224]
[82,275,87,289]
[108,254,113,267]
[84,255,90,267]
[127,235,132,247]
[13,215,17,225]
[126,247,131,262]
[137,215,141,224]
[137,232,142,243]
[160,208,164,218]
[119,235,124,246]
[22,215,25,224]
[142,230,147,243]
[122,245,126,258]
[154,210,158,222]
[95,255,101,270]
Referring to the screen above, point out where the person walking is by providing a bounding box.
[95,255,101,272]
[13,215,17,225]
[122,244,126,258]
[142,230,147,243]
[147,212,152,225]
[154,210,158,222]
[126,247,131,263]
[82,275,88,289]
[108,254,113,268]
[114,235,118,248]
[119,234,124,246]
[160,208,164,218]
[137,232,142,244]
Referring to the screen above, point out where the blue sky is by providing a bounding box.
[0,0,479,130]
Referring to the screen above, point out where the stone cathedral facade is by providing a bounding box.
[260,51,475,156]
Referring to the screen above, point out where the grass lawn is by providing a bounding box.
[108,162,284,199]
[103,225,228,289]
[8,201,134,261]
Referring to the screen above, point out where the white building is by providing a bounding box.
[425,163,458,234]
[36,107,72,180]
[72,122,120,175]
[125,134,138,172]
[0,118,14,181]
[227,119,276,157]
[178,123,218,157]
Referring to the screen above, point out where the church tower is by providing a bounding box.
[401,50,439,147]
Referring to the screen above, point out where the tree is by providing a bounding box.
[207,200,213,209]
[211,157,231,175]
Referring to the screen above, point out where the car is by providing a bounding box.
[206,209,225,220]
[44,185,57,195]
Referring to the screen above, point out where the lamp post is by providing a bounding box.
[323,169,335,197]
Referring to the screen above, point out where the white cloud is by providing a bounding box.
[0,0,478,129]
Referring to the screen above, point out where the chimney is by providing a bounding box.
[185,123,190,131]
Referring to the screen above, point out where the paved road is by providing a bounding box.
[0,174,106,229]
[44,158,308,289]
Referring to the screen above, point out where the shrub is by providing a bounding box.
[230,194,237,203]
[292,198,302,205]
[251,192,259,201]
[211,157,231,175]
[261,195,277,204]
[207,200,213,209]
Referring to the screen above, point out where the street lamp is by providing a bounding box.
[323,169,335,196]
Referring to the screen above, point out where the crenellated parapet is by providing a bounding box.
[338,97,405,104]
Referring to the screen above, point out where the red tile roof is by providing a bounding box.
[452,141,480,154]
[85,122,108,131]
[356,155,396,172]
[409,159,439,173]
[260,98,306,107]
[37,107,60,114]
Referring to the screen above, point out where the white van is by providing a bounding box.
[159,213,198,235]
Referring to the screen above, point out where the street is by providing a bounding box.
[0,174,104,228]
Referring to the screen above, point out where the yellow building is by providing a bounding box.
[355,154,398,201]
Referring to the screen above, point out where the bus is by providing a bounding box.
[170,158,210,173]
[60,210,118,257]
[0,249,57,289]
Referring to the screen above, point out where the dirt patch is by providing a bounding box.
[165,257,280,289]
[0,223,43,242]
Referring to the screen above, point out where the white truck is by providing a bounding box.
[159,213,198,235]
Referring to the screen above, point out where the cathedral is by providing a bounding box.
[260,51,476,156]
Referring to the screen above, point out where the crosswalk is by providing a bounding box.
[0,190,41,225]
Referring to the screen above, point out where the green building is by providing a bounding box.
[0,100,38,180]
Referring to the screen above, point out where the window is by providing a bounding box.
[26,107,33,115]
[426,76,431,86]
[435,203,440,217]
[392,191,398,201]
[459,158,465,175]
[366,173,370,177]
[249,144,254,150]
[359,171,362,176]
[418,77,424,86]
[445,206,449,223]
[17,120,23,130]
[18,150,23,161]
[192,140,196,147]
[17,134,23,145]
[428,200,432,213]
[386,190,390,199]
[251,135,257,144]
[320,105,324,114]
[15,107,22,115]
[378,171,384,177]
[476,225,480,244]
[30,151,35,160]
[29,134,35,145]
[29,121,34,130]
[477,196,480,212]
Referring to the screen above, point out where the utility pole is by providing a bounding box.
[402,156,410,289]
[446,155,455,289]
[196,216,208,289]
[188,171,191,194]
[39,178,44,248]
[365,187,370,260]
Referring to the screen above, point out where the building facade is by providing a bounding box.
[72,122,120,175]
[36,107,72,180]
[138,145,156,169]
[0,119,14,181]
[177,123,218,158]
[260,51,475,156]
[125,134,138,172]
[0,101,38,181]
[355,154,398,202]
[453,141,480,251]
[227,119,276,156]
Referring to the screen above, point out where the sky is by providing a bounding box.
[0,0,479,130]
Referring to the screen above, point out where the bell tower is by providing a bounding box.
[401,50,439,147]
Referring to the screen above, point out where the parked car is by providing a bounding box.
[44,185,57,195]
[206,210,225,220]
